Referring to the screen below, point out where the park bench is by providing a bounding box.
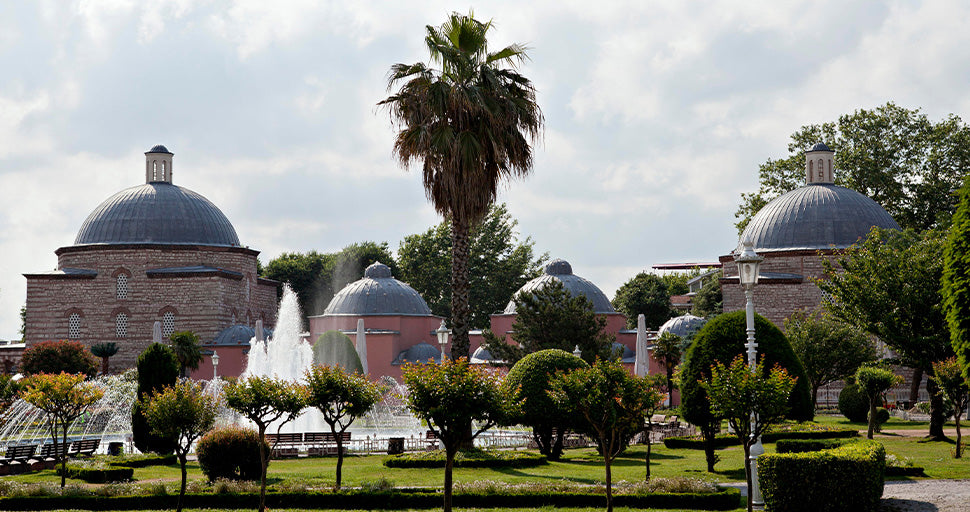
[305,432,351,456]
[266,433,302,458]
[68,438,100,457]
[425,430,439,450]
[35,443,70,469]
[0,445,37,475]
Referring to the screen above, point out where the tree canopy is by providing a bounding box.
[397,203,546,329]
[735,102,970,233]
[611,272,672,330]
[169,331,203,378]
[380,11,543,362]
[943,179,970,382]
[20,340,97,377]
[690,272,723,318]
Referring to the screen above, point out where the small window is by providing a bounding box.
[162,311,175,338]
[69,313,81,339]
[117,274,129,300]
[116,313,129,338]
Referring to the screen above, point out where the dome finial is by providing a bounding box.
[145,145,174,184]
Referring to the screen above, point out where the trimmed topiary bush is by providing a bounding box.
[196,426,267,481]
[872,406,891,430]
[775,438,853,453]
[56,461,133,483]
[502,349,588,460]
[759,439,885,512]
[313,331,364,373]
[383,449,547,469]
[838,382,869,422]
[132,343,179,455]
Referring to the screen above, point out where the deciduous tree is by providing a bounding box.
[854,365,902,439]
[304,365,383,489]
[20,340,97,377]
[380,11,543,359]
[612,273,672,330]
[691,273,723,318]
[931,357,970,458]
[943,179,970,383]
[22,372,103,487]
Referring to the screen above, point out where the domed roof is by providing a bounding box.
[471,346,500,363]
[808,142,833,152]
[658,314,707,338]
[394,342,441,364]
[75,183,240,247]
[610,342,635,363]
[740,184,900,253]
[323,262,433,316]
[210,324,274,346]
[504,259,615,314]
[148,144,172,154]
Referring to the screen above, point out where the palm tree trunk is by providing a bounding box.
[450,218,471,360]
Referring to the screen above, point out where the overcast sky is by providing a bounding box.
[2,1,970,339]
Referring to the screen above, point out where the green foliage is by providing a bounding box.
[482,280,613,366]
[611,272,672,330]
[931,357,970,457]
[168,331,203,378]
[397,203,546,329]
[944,179,970,383]
[196,426,267,482]
[663,425,859,449]
[758,440,886,512]
[838,383,870,422]
[501,349,588,460]
[690,272,722,318]
[57,461,133,483]
[20,340,97,377]
[0,374,22,413]
[873,407,891,428]
[660,270,701,297]
[383,449,547,468]
[89,342,118,375]
[785,311,877,410]
[311,331,363,374]
[735,102,970,233]
[774,438,853,453]
[133,343,179,455]
[652,332,683,398]
[855,365,903,439]
[304,364,384,489]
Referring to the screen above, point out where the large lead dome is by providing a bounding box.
[73,146,240,247]
[504,258,615,314]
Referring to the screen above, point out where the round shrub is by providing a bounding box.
[872,407,891,426]
[197,426,267,481]
[838,383,869,422]
[503,349,588,459]
[20,340,97,377]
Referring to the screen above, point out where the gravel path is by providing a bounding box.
[881,479,970,512]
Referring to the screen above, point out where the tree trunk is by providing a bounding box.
[444,446,457,512]
[743,442,753,512]
[605,450,613,512]
[927,375,948,440]
[60,426,68,488]
[867,398,877,439]
[450,218,471,360]
[811,383,820,413]
[551,428,565,461]
[909,367,923,405]
[702,423,718,472]
[666,368,675,403]
[956,415,963,459]
[334,433,344,490]
[645,431,652,481]
[178,452,188,512]
[258,426,268,512]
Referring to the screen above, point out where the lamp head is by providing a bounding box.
[734,237,764,287]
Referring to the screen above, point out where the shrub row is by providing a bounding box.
[105,454,177,468]
[56,463,134,484]
[758,439,885,512]
[383,449,547,469]
[775,438,853,453]
[663,427,858,449]
[0,487,742,511]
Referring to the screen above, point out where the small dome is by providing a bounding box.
[210,324,274,346]
[75,183,240,246]
[471,346,500,363]
[740,184,900,252]
[148,144,172,154]
[504,258,614,314]
[658,315,707,338]
[610,342,635,363]
[324,265,432,316]
[808,142,833,152]
[394,342,441,364]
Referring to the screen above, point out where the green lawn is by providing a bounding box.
[812,413,963,432]
[40,509,745,512]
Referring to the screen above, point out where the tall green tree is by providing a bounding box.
[691,272,723,318]
[784,311,877,410]
[820,228,954,439]
[481,280,613,366]
[735,102,970,233]
[398,203,546,328]
[132,343,179,455]
[660,269,701,297]
[380,11,543,359]
[702,356,796,512]
[612,273,672,330]
[931,357,970,458]
[943,179,970,382]
[402,358,511,512]
[169,331,203,378]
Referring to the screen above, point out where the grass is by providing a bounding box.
[37,509,746,512]
[812,413,964,432]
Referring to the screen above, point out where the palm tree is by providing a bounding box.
[379,11,543,358]
[169,331,203,378]
[90,342,119,375]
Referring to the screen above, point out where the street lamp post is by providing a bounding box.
[436,320,450,362]
[211,350,220,380]
[734,238,764,507]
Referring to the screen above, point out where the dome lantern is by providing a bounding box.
[145,144,174,184]
[805,142,835,185]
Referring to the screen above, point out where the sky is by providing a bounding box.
[2,0,970,340]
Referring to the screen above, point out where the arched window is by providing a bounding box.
[116,313,129,338]
[818,159,823,178]
[162,311,176,338]
[69,313,81,339]
[116,274,130,299]
[809,160,814,174]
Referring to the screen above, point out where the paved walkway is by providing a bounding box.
[725,480,970,512]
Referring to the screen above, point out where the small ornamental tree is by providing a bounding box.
[701,356,797,512]
[169,331,203,378]
[502,349,588,460]
[142,381,217,512]
[304,365,383,489]
[784,311,877,410]
[482,280,612,365]
[224,376,307,512]
[21,372,104,487]
[548,359,656,512]
[855,365,903,439]
[90,342,119,375]
[132,343,179,454]
[20,340,97,377]
[932,357,970,458]
[652,331,683,399]
[402,358,510,512]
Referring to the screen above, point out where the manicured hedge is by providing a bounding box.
[0,487,742,511]
[384,449,547,469]
[56,463,134,483]
[885,465,925,477]
[664,427,859,449]
[775,438,853,453]
[106,454,177,468]
[758,440,885,512]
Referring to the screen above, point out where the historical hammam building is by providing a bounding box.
[720,143,901,326]
[23,146,279,369]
